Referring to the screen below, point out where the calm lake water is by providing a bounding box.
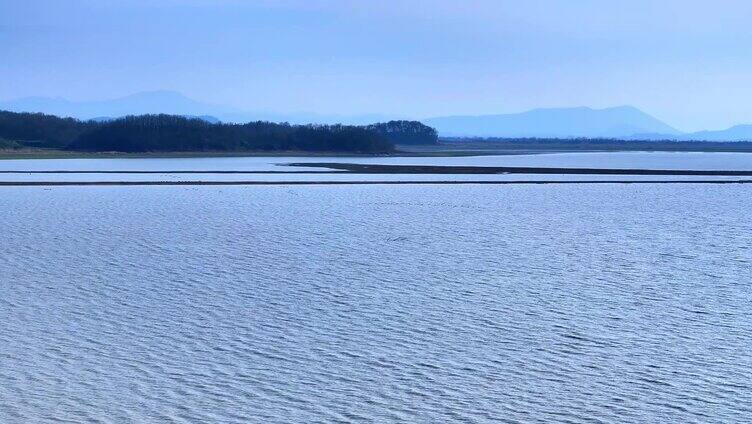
[2,151,752,171]
[2,152,752,183]
[2,180,751,422]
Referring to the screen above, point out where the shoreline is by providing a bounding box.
[4,165,752,176]
[4,145,752,161]
[1,180,751,187]
[0,149,417,160]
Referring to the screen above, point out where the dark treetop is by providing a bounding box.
[367,120,438,145]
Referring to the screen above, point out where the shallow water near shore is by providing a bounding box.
[2,151,752,184]
[2,183,751,423]
[2,151,752,172]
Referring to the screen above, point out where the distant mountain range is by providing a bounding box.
[426,108,752,141]
[0,91,398,126]
[424,106,681,139]
[3,91,752,141]
[425,107,752,141]
[678,125,752,142]
[0,91,234,121]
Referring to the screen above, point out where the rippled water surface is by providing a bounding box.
[2,184,752,423]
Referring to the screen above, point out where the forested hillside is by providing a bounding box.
[0,111,97,148]
[0,111,437,153]
[70,115,393,153]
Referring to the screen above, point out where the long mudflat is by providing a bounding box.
[287,163,752,176]
[5,163,752,176]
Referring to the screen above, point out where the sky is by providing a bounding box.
[1,0,752,132]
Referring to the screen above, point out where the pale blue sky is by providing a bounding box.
[2,0,752,131]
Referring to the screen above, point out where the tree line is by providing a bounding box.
[366,121,438,145]
[0,111,438,153]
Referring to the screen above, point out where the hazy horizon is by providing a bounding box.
[0,88,670,120]
[3,1,752,132]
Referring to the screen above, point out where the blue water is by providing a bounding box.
[2,183,751,423]
[1,152,751,183]
[1,151,752,172]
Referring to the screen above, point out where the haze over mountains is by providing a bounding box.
[3,91,752,141]
[0,91,397,127]
[425,106,681,139]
